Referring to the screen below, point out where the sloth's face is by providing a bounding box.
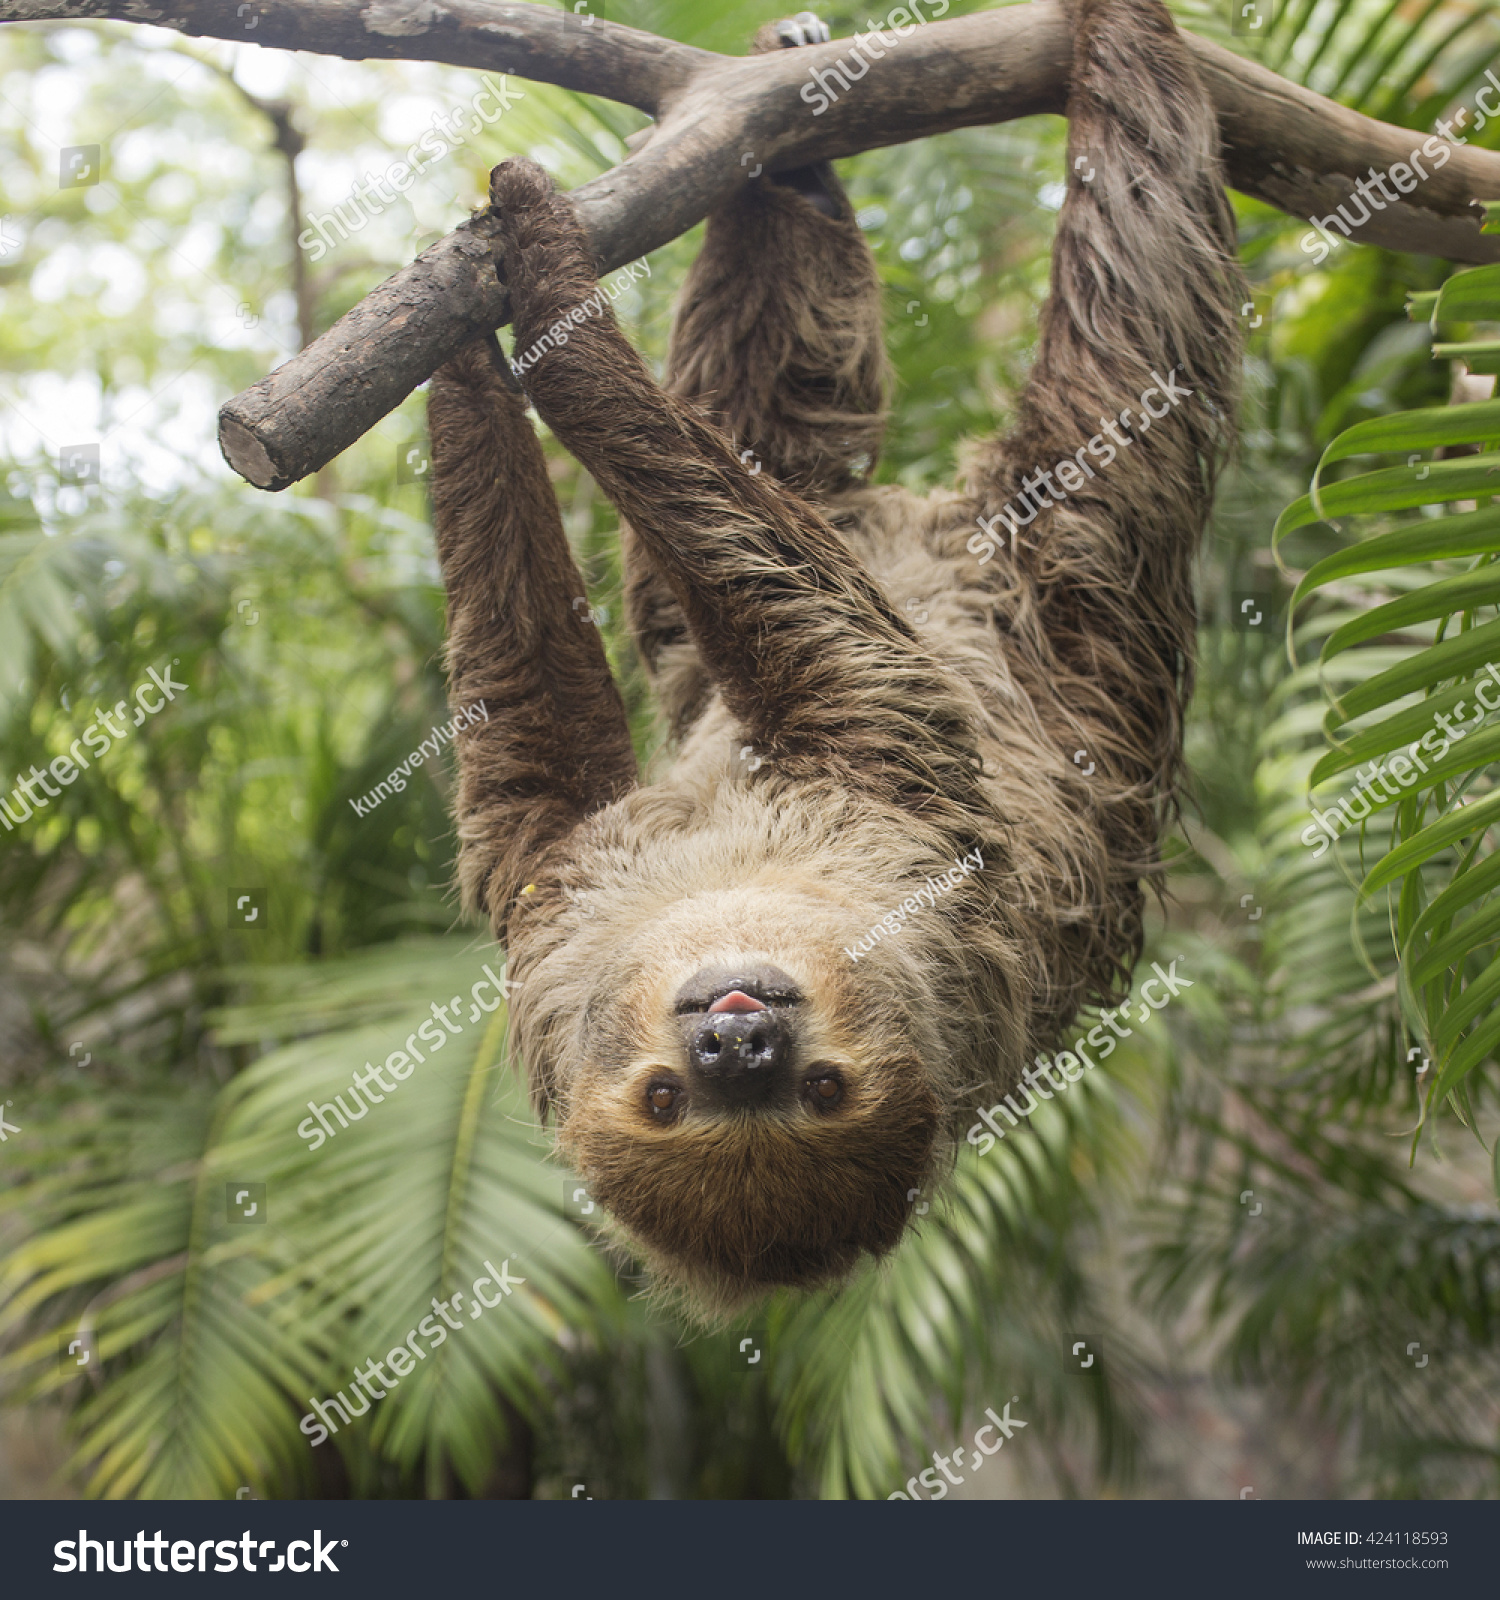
[554,886,941,1311]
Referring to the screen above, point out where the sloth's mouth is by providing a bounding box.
[673,964,804,1016]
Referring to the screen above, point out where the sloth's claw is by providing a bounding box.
[774,11,830,47]
[754,11,830,52]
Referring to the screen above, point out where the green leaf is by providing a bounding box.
[1406,894,1500,986]
[1425,1000,1500,1110]
[1324,616,1500,724]
[1318,400,1500,470]
[1357,790,1500,901]
[1307,673,1497,784]
[1275,455,1500,545]
[1321,564,1500,657]
[1401,847,1500,965]
[1291,507,1500,612]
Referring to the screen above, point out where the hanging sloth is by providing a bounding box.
[425,0,1243,1315]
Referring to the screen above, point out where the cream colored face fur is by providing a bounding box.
[545,884,943,1315]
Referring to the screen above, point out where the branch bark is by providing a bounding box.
[8,0,1500,489]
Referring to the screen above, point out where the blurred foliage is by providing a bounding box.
[0,0,1498,1502]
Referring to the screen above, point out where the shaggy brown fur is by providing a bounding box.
[426,0,1244,1317]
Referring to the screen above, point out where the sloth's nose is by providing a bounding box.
[687,1009,791,1104]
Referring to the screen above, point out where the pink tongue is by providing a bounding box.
[707,990,767,1014]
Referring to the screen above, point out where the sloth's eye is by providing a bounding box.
[646,1081,682,1121]
[805,1074,844,1109]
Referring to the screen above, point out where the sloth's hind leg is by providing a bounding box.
[961,0,1246,1018]
[623,12,890,735]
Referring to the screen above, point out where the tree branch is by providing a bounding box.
[2,0,709,111]
[8,0,1500,488]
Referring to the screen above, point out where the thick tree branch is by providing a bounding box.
[8,0,1500,488]
[2,0,709,111]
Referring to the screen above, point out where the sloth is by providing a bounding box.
[426,0,1244,1315]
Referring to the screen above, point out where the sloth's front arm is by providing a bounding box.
[487,158,988,830]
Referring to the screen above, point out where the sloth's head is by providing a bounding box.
[546,884,944,1316]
